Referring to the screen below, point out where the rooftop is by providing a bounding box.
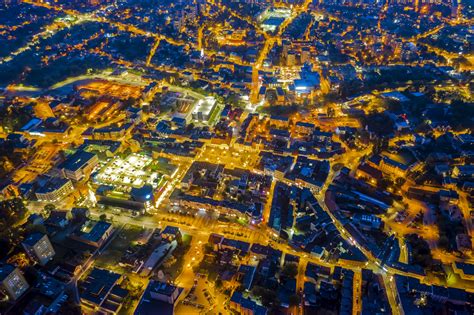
[80,268,121,306]
[135,280,183,315]
[22,232,46,247]
[58,150,97,172]
[0,264,16,282]
[36,177,71,194]
[75,220,112,244]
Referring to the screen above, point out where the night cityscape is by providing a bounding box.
[0,0,473,314]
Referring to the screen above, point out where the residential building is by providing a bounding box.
[57,150,99,181]
[70,220,114,248]
[35,177,74,203]
[0,264,29,301]
[135,281,183,315]
[230,291,267,315]
[80,268,127,314]
[22,232,55,266]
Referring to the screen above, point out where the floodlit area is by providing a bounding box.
[191,96,219,123]
[78,80,144,99]
[259,7,292,32]
[93,153,162,190]
[199,145,260,169]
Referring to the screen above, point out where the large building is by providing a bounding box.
[35,177,74,203]
[57,150,99,181]
[80,268,128,314]
[452,262,474,281]
[70,220,114,248]
[0,264,29,301]
[135,281,183,315]
[22,232,56,266]
[230,291,268,315]
[190,97,219,123]
[149,282,181,304]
